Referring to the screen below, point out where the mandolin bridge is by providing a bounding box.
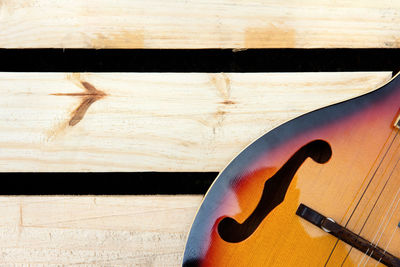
[296,204,400,267]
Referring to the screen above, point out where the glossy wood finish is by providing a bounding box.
[184,74,400,266]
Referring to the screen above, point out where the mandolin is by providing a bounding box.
[183,73,400,266]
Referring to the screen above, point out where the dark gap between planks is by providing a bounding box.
[0,173,216,195]
[0,48,399,73]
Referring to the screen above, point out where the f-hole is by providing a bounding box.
[218,139,332,243]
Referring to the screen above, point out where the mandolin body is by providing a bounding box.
[183,74,400,266]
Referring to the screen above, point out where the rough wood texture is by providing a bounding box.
[0,0,399,48]
[0,196,202,266]
[0,72,392,171]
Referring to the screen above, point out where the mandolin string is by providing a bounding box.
[327,130,397,267]
[370,186,400,267]
[349,138,400,237]
[363,169,400,266]
[324,129,399,266]
[324,130,396,266]
[368,156,400,266]
[356,143,400,266]
[372,187,400,267]
[376,189,400,267]
[339,130,396,227]
[358,160,400,266]
[339,133,400,266]
[343,129,399,228]
[342,140,400,267]
[362,129,400,266]
[350,135,400,230]
[363,154,400,266]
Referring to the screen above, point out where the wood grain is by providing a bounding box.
[0,72,392,171]
[0,196,202,266]
[0,0,399,48]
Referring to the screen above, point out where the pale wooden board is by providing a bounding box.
[0,0,399,48]
[0,196,203,266]
[0,72,392,171]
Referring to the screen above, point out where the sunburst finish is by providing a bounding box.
[184,74,400,267]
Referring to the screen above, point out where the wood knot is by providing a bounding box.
[50,80,107,126]
[220,100,236,105]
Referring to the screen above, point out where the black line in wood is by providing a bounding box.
[218,140,332,243]
[296,204,400,267]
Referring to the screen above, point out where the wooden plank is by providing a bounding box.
[0,0,399,48]
[0,196,202,266]
[0,72,391,171]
